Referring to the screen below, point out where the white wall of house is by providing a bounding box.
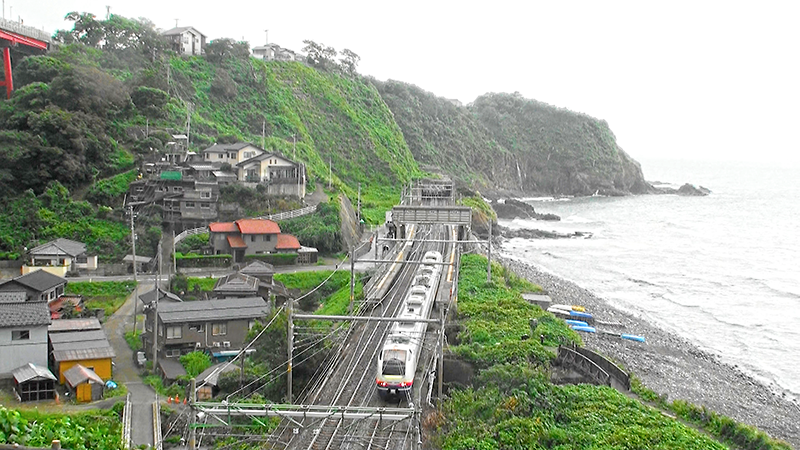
[0,326,48,375]
[205,145,264,167]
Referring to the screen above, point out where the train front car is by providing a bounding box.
[376,251,443,401]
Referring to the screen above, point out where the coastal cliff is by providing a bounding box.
[374,81,651,197]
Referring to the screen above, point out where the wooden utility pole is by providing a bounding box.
[437,314,444,400]
[287,296,293,403]
[487,219,492,283]
[153,240,162,365]
[129,206,138,334]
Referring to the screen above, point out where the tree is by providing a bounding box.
[302,40,337,71]
[338,49,360,76]
[130,86,170,119]
[180,351,212,378]
[205,39,251,64]
[13,56,71,87]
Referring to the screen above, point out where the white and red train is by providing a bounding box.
[376,251,443,400]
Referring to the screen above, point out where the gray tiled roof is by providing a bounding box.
[48,317,102,333]
[0,291,27,303]
[8,270,67,292]
[158,297,269,324]
[161,26,205,37]
[28,238,87,257]
[0,301,50,328]
[139,287,183,305]
[49,329,108,344]
[158,358,187,380]
[213,273,259,292]
[239,261,275,276]
[196,362,238,387]
[52,337,116,362]
[12,363,57,383]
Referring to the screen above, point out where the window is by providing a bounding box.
[166,348,181,358]
[218,154,223,159]
[166,326,182,339]
[244,151,254,159]
[205,154,210,160]
[229,153,236,159]
[12,330,30,341]
[251,235,256,242]
[202,191,211,198]
[266,235,271,242]
[189,323,205,332]
[200,203,210,209]
[212,322,227,336]
[185,202,196,208]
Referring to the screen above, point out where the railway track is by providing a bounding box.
[267,225,449,450]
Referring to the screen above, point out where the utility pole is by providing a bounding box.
[487,219,492,283]
[105,5,110,20]
[174,18,179,28]
[186,102,192,149]
[348,245,355,314]
[129,206,139,334]
[172,230,177,276]
[153,240,162,366]
[437,314,444,401]
[188,378,196,449]
[287,296,293,403]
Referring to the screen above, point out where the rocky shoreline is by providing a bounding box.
[498,255,800,448]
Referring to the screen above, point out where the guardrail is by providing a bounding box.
[556,345,611,387]
[153,401,162,450]
[121,393,132,449]
[0,17,52,43]
[572,345,631,390]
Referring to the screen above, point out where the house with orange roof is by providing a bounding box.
[209,218,301,263]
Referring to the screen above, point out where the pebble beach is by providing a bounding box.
[500,256,800,448]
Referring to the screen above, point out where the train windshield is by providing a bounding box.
[382,349,407,376]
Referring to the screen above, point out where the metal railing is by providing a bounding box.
[153,400,162,450]
[121,393,132,449]
[0,17,52,43]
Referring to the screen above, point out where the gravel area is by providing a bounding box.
[499,256,800,448]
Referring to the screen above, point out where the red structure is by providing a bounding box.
[0,28,49,99]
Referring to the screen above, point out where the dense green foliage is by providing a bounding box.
[0,406,122,450]
[278,202,341,253]
[175,232,210,254]
[175,252,232,268]
[274,270,351,311]
[432,255,731,449]
[0,182,131,259]
[181,351,213,378]
[66,280,137,316]
[85,168,138,206]
[374,81,649,196]
[244,253,298,265]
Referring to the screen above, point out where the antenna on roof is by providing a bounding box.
[174,18,179,28]
[106,5,110,20]
[264,29,268,45]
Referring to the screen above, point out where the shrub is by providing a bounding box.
[244,253,298,266]
[180,351,212,378]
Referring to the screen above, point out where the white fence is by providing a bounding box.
[173,205,318,245]
[121,393,132,449]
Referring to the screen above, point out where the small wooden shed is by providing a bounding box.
[12,363,57,402]
[63,364,104,403]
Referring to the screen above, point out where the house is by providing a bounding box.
[297,246,319,264]
[209,219,303,263]
[236,152,306,199]
[49,328,115,384]
[276,234,301,253]
[144,297,270,360]
[0,270,67,303]
[201,142,265,166]
[161,26,206,56]
[23,238,97,276]
[63,364,104,402]
[12,363,57,402]
[239,260,275,285]
[123,255,153,273]
[252,43,303,62]
[157,358,187,383]
[212,273,260,298]
[0,301,50,376]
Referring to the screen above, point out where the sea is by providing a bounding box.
[499,157,800,399]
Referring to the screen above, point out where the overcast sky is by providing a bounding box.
[12,1,800,163]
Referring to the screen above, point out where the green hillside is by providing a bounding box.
[374,82,651,196]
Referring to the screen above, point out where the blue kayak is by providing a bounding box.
[565,319,589,327]
[569,310,593,319]
[621,334,646,343]
[570,325,597,333]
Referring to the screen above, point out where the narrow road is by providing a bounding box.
[104,281,156,448]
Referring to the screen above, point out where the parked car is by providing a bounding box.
[135,351,146,367]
